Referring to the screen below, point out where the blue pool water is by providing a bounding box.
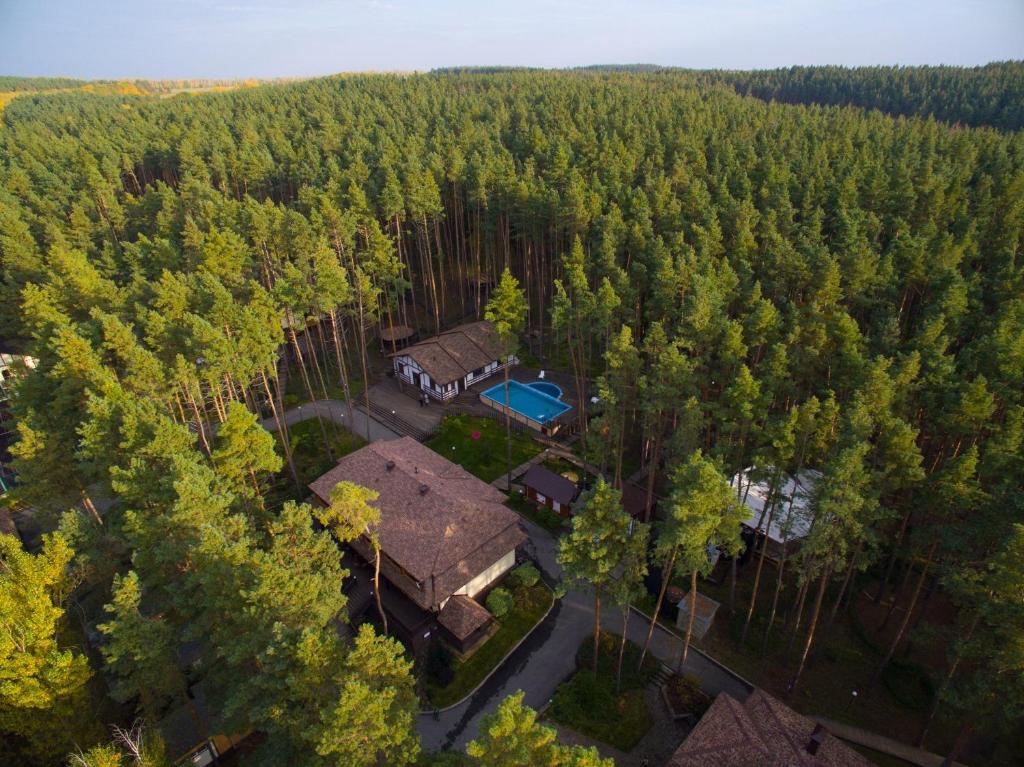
[527,381,563,399]
[481,380,572,423]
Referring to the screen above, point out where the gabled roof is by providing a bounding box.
[391,320,505,384]
[309,437,525,610]
[438,595,493,641]
[621,480,653,518]
[522,464,578,506]
[668,690,874,767]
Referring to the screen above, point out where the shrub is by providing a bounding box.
[551,670,615,724]
[882,659,935,711]
[509,564,540,589]
[425,641,454,687]
[486,587,513,618]
[664,674,711,719]
[549,670,653,751]
[575,631,659,689]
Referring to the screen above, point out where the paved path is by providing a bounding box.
[416,517,750,753]
[490,448,553,489]
[492,444,603,490]
[260,399,401,442]
[816,718,968,767]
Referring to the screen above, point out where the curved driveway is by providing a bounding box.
[418,518,751,752]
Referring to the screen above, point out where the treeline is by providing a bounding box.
[693,62,1024,131]
[0,67,1021,763]
[0,76,86,92]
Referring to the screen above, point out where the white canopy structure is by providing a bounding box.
[731,466,820,546]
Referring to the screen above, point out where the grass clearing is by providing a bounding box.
[690,570,998,762]
[265,418,367,507]
[426,581,553,708]
[425,414,542,483]
[547,633,658,751]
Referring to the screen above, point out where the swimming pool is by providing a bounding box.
[527,381,563,399]
[480,380,572,426]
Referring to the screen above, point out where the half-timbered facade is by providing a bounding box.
[390,320,513,401]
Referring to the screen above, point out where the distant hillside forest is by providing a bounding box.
[0,66,1022,766]
[691,62,1024,131]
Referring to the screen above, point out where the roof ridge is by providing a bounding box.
[457,325,495,364]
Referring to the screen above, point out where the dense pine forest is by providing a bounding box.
[689,62,1024,131]
[1,65,1022,766]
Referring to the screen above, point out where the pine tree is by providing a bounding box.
[97,570,186,715]
[466,691,613,767]
[485,268,528,491]
[0,533,97,764]
[315,481,387,633]
[558,478,633,673]
[211,400,283,511]
[316,625,420,767]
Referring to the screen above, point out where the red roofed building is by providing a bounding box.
[668,689,874,767]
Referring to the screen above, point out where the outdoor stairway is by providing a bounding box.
[353,393,433,441]
[648,663,674,689]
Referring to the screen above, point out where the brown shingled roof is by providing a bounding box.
[391,320,505,385]
[668,690,874,767]
[380,324,416,342]
[309,437,526,611]
[522,464,578,506]
[438,595,493,641]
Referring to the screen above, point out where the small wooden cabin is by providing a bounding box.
[522,464,579,516]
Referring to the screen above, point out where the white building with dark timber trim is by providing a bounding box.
[389,320,514,401]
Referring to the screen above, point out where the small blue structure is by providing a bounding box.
[480,380,572,433]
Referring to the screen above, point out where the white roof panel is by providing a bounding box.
[732,466,819,544]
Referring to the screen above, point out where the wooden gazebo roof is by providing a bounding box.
[380,325,415,342]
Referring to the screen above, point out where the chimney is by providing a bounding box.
[806,723,826,756]
[419,483,429,496]
[385,460,396,472]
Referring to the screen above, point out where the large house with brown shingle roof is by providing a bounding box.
[309,437,526,652]
[390,320,512,401]
[668,689,874,767]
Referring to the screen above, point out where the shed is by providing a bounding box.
[675,590,720,641]
[621,481,654,520]
[522,464,579,516]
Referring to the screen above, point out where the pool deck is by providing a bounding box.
[479,380,572,422]
[361,367,588,442]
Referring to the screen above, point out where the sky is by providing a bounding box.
[1,0,1022,80]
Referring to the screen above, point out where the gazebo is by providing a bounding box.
[378,324,417,352]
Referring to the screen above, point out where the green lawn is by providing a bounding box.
[426,582,553,708]
[505,492,566,535]
[266,418,367,507]
[547,633,658,751]
[425,414,543,483]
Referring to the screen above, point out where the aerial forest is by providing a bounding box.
[0,65,1022,765]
